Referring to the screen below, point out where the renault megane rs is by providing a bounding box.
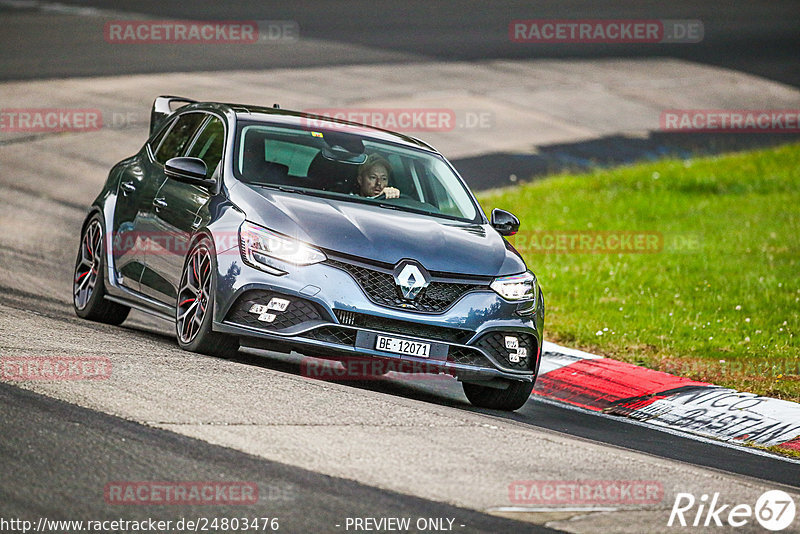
[73,96,544,411]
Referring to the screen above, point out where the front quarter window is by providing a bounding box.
[154,112,206,165]
[416,157,477,220]
[186,116,225,173]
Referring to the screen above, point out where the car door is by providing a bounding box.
[110,118,175,293]
[135,111,208,301]
[141,114,226,305]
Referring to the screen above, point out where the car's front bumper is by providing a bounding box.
[212,252,544,383]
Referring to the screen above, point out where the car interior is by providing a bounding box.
[236,125,471,220]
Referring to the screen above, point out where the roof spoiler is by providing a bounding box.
[150,96,196,136]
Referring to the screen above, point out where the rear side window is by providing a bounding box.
[154,112,206,165]
[186,116,225,173]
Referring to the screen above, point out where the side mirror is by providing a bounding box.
[165,157,214,188]
[490,208,520,236]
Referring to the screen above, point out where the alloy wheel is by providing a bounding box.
[177,244,212,344]
[73,219,103,310]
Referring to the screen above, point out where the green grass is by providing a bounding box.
[477,143,800,401]
[758,444,800,460]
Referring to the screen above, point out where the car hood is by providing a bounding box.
[230,183,526,277]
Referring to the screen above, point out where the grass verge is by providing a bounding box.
[477,143,800,402]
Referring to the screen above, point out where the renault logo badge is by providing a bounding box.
[393,260,431,300]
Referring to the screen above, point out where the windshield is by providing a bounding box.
[233,122,480,222]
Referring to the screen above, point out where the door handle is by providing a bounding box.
[120,181,136,195]
[152,197,168,210]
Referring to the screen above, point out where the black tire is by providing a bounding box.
[73,214,130,325]
[462,380,534,411]
[176,238,239,358]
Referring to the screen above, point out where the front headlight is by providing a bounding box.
[491,271,536,301]
[239,221,326,271]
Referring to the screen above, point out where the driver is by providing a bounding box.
[356,154,400,198]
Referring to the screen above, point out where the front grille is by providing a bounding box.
[475,332,537,371]
[303,326,357,346]
[326,258,488,313]
[225,290,327,331]
[333,310,473,344]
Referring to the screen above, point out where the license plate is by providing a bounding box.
[375,335,430,358]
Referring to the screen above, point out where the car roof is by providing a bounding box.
[188,101,440,153]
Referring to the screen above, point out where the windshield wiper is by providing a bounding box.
[252,183,307,195]
[374,202,405,211]
[277,185,306,194]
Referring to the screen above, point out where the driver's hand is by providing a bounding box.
[382,187,400,199]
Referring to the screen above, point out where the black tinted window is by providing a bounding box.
[154,112,205,165]
[148,118,172,154]
[186,116,225,173]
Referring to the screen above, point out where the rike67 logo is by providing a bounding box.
[668,490,796,531]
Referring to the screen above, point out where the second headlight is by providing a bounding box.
[239,221,326,271]
[490,271,536,301]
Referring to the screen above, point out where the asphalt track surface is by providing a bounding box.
[230,348,800,489]
[2,2,800,533]
[1,0,799,88]
[0,383,555,533]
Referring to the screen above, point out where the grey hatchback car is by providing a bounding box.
[73,96,544,410]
